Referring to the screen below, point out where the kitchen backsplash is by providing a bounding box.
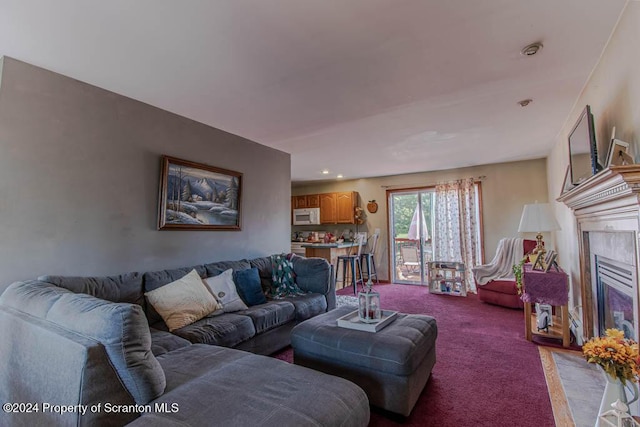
[292,224,368,242]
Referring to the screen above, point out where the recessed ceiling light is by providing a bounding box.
[521,42,543,56]
[337,174,343,179]
[518,99,533,107]
[321,169,329,174]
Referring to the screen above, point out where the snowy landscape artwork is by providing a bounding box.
[158,156,242,230]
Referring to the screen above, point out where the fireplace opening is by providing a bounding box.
[595,256,635,339]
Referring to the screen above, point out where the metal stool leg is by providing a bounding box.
[335,257,350,291]
[349,258,357,294]
[368,255,378,285]
[361,254,378,285]
[355,258,364,292]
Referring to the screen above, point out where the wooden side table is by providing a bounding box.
[522,265,570,347]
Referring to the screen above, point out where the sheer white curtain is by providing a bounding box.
[433,178,480,293]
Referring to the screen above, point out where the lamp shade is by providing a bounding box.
[518,203,560,233]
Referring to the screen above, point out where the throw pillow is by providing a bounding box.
[234,267,267,306]
[269,253,305,299]
[144,269,221,331]
[202,268,249,312]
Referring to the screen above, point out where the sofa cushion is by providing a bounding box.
[132,344,370,427]
[249,256,274,292]
[171,312,256,347]
[290,256,332,295]
[38,272,144,307]
[0,305,139,427]
[0,280,165,405]
[234,268,267,306]
[238,301,295,334]
[143,265,207,325]
[149,328,192,357]
[283,293,328,321]
[480,279,518,294]
[203,269,248,312]
[204,259,251,277]
[145,269,221,331]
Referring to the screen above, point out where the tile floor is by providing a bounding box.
[552,350,604,426]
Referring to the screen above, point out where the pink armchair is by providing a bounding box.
[475,239,537,309]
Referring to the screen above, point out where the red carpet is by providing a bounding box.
[273,284,555,426]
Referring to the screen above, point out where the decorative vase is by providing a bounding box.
[597,370,639,427]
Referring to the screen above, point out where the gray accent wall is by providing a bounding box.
[0,57,291,289]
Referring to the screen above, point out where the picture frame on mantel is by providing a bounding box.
[560,165,575,195]
[605,138,633,167]
[158,155,242,231]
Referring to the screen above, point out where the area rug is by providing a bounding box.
[336,294,358,307]
[273,283,556,426]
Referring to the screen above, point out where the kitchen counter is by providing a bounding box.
[301,242,359,249]
[300,242,360,290]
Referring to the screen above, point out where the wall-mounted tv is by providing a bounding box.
[568,105,601,185]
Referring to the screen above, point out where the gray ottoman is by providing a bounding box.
[291,306,437,416]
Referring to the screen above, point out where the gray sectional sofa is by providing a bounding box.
[0,255,370,426]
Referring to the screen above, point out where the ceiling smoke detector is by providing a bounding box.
[518,99,533,107]
[521,42,543,56]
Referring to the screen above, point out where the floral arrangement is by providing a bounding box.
[583,328,640,385]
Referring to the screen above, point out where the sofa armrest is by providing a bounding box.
[0,305,137,427]
[292,256,336,310]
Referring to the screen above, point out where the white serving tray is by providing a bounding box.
[336,310,398,333]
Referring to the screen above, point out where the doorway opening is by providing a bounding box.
[388,182,483,287]
[389,189,434,285]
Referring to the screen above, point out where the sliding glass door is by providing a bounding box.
[389,189,434,285]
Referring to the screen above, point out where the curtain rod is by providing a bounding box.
[380,175,486,189]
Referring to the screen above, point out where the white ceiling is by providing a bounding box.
[0,0,627,182]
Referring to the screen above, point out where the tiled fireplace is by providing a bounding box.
[590,233,637,339]
[558,165,640,344]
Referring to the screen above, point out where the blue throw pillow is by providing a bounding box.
[234,268,267,306]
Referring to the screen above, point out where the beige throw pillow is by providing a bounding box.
[145,269,221,331]
[202,268,248,312]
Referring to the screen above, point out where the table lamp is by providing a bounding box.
[517,202,560,256]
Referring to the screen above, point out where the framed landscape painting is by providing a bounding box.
[158,156,242,230]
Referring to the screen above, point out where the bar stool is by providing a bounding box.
[360,232,379,285]
[335,234,365,294]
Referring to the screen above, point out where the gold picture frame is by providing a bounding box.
[158,156,242,230]
[530,252,545,271]
[544,251,559,273]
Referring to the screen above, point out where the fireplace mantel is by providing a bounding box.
[557,165,640,342]
[558,165,640,213]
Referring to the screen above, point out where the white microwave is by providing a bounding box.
[293,208,321,225]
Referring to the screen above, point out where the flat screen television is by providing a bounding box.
[568,105,601,185]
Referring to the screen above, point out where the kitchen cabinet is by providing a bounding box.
[292,194,320,209]
[336,192,356,223]
[319,193,337,224]
[293,196,304,209]
[294,191,358,224]
[306,194,320,208]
